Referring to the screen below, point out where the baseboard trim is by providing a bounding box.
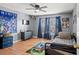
[13,40,21,44]
[33,36,37,38]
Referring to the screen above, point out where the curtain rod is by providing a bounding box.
[39,17,55,19]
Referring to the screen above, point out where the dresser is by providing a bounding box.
[21,31,32,41]
[0,34,13,49]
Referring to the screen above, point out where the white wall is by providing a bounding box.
[77,17,79,55]
[72,5,77,34]
[77,3,79,55]
[29,16,38,37]
[0,6,31,41]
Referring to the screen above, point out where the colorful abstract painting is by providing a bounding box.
[0,10,17,33]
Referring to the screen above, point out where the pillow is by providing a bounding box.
[58,32,71,40]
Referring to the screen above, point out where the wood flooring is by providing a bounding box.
[0,38,49,55]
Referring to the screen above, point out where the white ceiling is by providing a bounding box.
[0,3,75,15]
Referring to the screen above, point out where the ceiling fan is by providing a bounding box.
[25,3,47,13]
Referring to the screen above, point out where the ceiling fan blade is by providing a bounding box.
[40,6,47,9]
[30,4,35,7]
[33,3,37,5]
[26,8,35,10]
[39,9,46,12]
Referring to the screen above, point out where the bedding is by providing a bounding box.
[51,38,76,45]
[58,32,71,39]
[45,43,76,55]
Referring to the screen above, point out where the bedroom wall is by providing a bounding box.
[32,13,73,37]
[0,6,31,42]
[29,16,37,37]
[72,5,77,34]
[77,3,79,55]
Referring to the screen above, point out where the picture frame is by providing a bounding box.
[62,17,69,28]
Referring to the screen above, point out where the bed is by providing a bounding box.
[45,37,76,55]
[51,37,76,45]
[50,32,76,45]
[45,31,77,55]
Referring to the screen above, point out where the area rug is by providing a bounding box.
[26,42,45,55]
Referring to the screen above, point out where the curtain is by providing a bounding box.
[44,17,50,39]
[38,18,42,38]
[56,16,62,33]
[47,17,50,39]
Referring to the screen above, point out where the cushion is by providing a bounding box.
[58,32,71,39]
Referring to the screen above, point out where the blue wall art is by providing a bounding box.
[0,10,17,33]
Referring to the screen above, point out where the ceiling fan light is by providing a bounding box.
[36,10,39,12]
[34,10,39,13]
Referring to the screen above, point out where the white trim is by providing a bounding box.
[33,36,37,38]
[13,40,21,44]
